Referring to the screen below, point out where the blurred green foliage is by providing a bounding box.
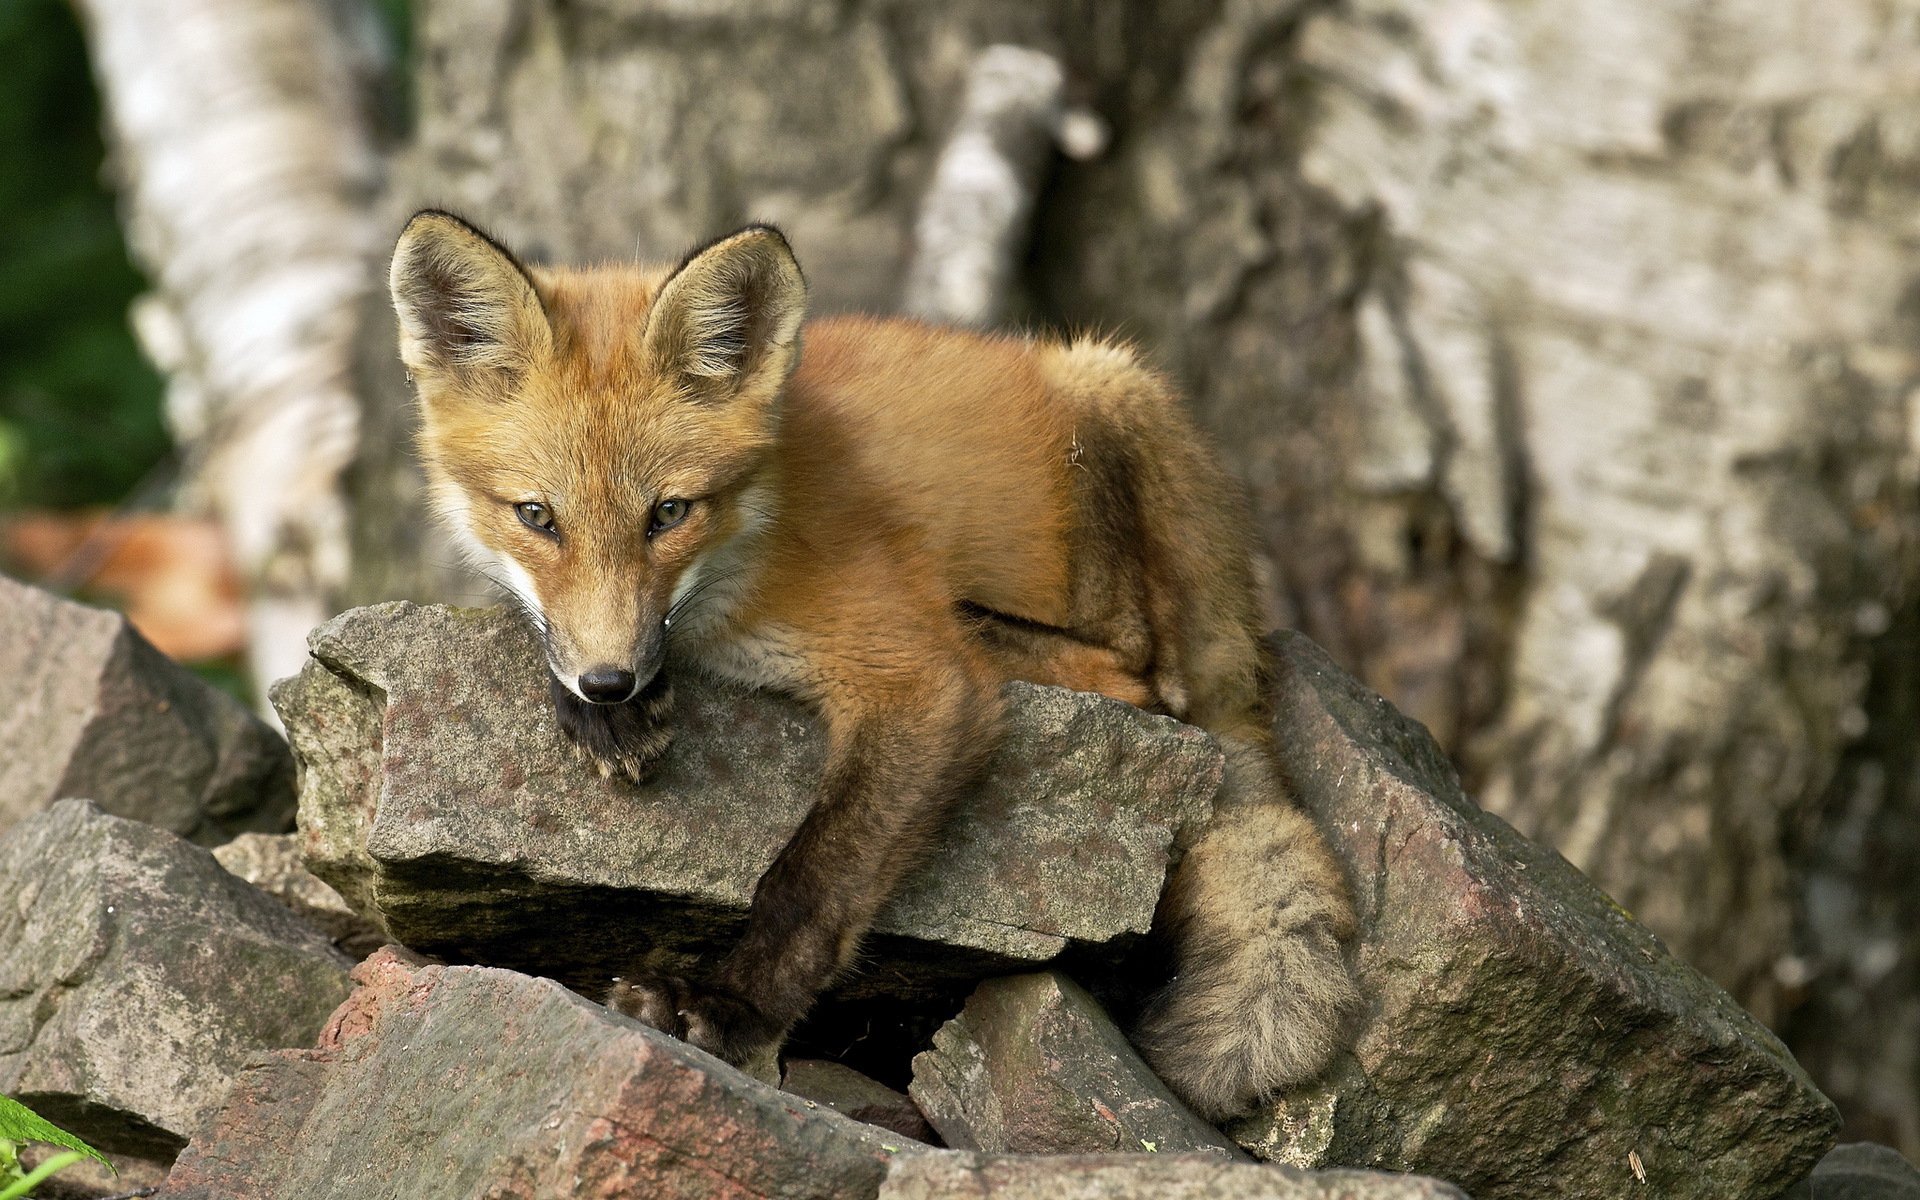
[374,0,413,101]
[0,0,168,511]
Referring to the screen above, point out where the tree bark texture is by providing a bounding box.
[349,0,1920,1152]
[71,0,387,708]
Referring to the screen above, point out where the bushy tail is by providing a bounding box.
[1133,736,1359,1121]
[1046,343,1358,1119]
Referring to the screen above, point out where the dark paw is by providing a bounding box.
[604,973,780,1069]
[551,673,675,783]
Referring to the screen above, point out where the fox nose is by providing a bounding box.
[577,666,638,704]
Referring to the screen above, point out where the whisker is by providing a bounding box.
[665,565,748,628]
[465,565,548,635]
[664,573,737,624]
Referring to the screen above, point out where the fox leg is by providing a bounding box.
[608,619,1003,1070]
[963,610,1157,710]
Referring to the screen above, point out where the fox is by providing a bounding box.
[387,209,1358,1120]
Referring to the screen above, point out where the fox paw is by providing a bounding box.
[604,973,781,1080]
[550,674,675,783]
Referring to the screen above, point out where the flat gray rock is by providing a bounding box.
[0,800,352,1158]
[212,832,385,959]
[272,602,1219,997]
[0,573,294,843]
[909,971,1242,1159]
[879,1154,1471,1199]
[1229,633,1839,1198]
[159,948,916,1200]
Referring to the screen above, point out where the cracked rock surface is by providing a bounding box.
[0,799,351,1157]
[1228,633,1839,1199]
[159,947,916,1200]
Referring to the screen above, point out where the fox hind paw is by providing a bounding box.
[551,674,676,783]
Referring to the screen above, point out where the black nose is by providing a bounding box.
[577,666,637,704]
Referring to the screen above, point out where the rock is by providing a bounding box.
[1228,633,1839,1198]
[783,1059,934,1144]
[878,1153,1471,1199]
[1784,1143,1920,1200]
[271,602,1218,998]
[909,971,1242,1160]
[158,947,916,1199]
[0,800,353,1158]
[0,573,294,843]
[212,832,386,959]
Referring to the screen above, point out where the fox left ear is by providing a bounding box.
[644,226,806,406]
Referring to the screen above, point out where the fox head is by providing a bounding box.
[389,211,806,703]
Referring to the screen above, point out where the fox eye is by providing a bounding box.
[650,498,692,535]
[515,501,556,535]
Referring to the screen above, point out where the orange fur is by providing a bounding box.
[391,212,1357,1119]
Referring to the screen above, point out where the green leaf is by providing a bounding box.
[0,1149,86,1200]
[0,1097,108,1169]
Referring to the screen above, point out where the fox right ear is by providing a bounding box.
[389,211,552,386]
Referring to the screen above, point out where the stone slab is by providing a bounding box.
[1228,633,1840,1199]
[0,800,351,1158]
[212,832,386,958]
[272,602,1220,997]
[909,971,1242,1159]
[783,1059,934,1145]
[158,947,918,1199]
[879,1153,1471,1199]
[0,573,293,843]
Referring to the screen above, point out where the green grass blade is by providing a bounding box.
[0,1149,85,1200]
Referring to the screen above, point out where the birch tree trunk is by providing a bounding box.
[71,0,386,708]
[336,0,1919,1153]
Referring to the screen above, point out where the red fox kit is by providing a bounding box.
[389,211,1357,1119]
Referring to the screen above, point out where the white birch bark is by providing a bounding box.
[71,0,383,708]
[901,45,1066,327]
[1286,0,1920,1146]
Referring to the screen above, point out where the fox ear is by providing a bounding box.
[644,226,806,405]
[390,211,552,385]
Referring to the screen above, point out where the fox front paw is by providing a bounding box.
[604,973,781,1080]
[550,674,675,783]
